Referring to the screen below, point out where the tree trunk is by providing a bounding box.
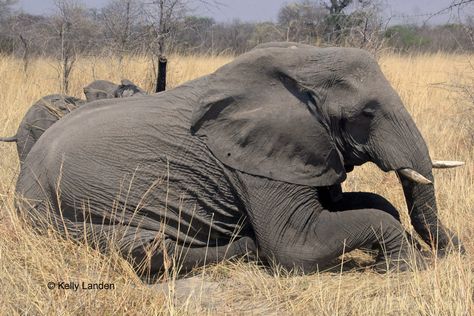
[20,35,29,74]
[155,55,167,93]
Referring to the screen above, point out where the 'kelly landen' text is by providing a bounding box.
[49,281,115,291]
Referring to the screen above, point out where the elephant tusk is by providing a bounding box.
[432,160,465,169]
[398,168,432,184]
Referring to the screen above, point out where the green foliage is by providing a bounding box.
[385,25,431,51]
[184,16,215,30]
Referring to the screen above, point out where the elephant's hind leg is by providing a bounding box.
[129,236,257,276]
[314,208,425,272]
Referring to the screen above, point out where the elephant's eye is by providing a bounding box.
[362,108,376,118]
[362,101,379,118]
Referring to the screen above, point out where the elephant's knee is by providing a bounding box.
[366,209,406,250]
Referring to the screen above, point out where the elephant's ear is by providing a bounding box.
[120,79,146,94]
[121,79,134,86]
[83,88,113,102]
[190,77,346,187]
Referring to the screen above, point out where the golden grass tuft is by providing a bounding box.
[0,52,473,314]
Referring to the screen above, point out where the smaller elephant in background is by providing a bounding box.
[1,79,147,163]
[83,79,146,102]
[0,94,84,163]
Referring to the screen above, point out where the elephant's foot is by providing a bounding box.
[372,247,427,273]
[372,229,467,273]
[434,227,466,258]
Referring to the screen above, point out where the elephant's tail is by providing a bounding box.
[0,135,17,142]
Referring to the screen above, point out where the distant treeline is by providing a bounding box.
[1,13,472,56]
[0,0,472,92]
[0,0,473,57]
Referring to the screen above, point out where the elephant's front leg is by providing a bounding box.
[322,191,400,219]
[326,192,429,254]
[313,208,426,272]
[235,172,425,273]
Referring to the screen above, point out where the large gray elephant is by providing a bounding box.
[15,44,464,276]
[1,79,147,163]
[83,79,146,102]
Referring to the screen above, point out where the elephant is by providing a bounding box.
[1,79,147,163]
[0,94,85,163]
[83,79,146,102]
[15,44,465,276]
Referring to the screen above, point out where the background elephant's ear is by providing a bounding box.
[121,79,134,86]
[84,88,113,102]
[190,83,346,187]
[120,79,146,94]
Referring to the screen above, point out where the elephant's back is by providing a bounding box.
[18,89,248,246]
[34,90,191,155]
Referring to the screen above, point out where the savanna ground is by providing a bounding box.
[0,52,473,315]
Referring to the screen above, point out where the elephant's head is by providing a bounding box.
[191,45,463,254]
[83,79,146,102]
[114,79,147,98]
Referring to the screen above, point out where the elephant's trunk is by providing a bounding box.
[397,170,456,251]
[370,109,462,253]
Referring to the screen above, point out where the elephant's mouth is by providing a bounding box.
[339,145,371,170]
[344,165,354,173]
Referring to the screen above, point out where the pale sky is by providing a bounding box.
[15,0,474,24]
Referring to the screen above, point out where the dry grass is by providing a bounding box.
[0,52,473,315]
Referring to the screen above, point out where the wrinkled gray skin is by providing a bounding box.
[16,44,464,276]
[1,80,147,163]
[83,79,146,102]
[0,95,85,163]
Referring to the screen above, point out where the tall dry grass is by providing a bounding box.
[0,52,472,315]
